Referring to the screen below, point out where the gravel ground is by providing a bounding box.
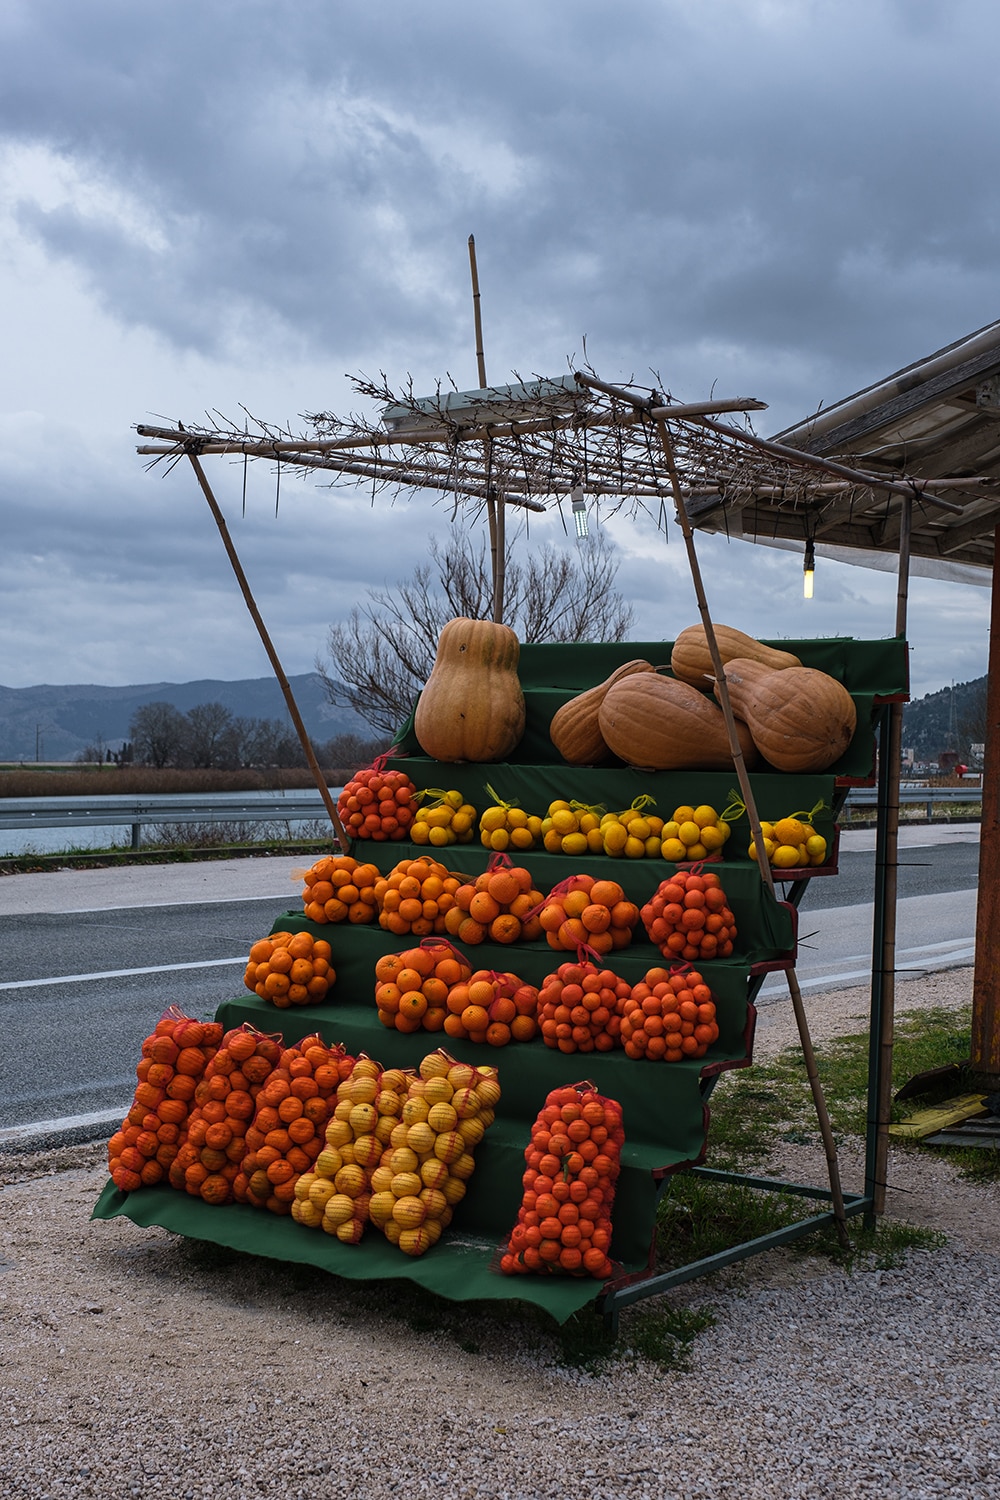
[2,966,998,1499]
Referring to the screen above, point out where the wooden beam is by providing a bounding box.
[785,343,1000,456]
[938,500,1000,556]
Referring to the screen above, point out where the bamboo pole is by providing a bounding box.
[655,414,851,1247]
[467,234,503,623]
[184,449,351,849]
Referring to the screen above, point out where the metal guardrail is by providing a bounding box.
[0,793,337,850]
[844,786,982,819]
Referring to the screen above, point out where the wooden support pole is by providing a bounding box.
[655,414,850,1247]
[870,495,911,1214]
[185,450,350,849]
[467,234,503,623]
[971,522,1000,1084]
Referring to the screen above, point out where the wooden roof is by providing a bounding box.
[686,319,1000,574]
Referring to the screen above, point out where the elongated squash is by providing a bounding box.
[549,659,657,764]
[670,623,802,687]
[716,657,857,772]
[598,673,759,771]
[414,618,525,763]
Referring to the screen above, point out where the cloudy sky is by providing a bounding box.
[1,0,995,707]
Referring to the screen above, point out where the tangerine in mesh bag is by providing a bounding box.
[236,1034,356,1216]
[536,951,628,1054]
[299,853,380,925]
[108,1007,222,1194]
[618,964,720,1062]
[167,1023,283,1205]
[500,1082,624,1280]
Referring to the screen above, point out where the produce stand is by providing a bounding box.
[113,331,936,1319]
[94,633,908,1323]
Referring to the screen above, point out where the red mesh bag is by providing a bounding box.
[640,867,736,962]
[336,755,417,842]
[536,875,640,954]
[499,1081,624,1280]
[618,964,720,1062]
[374,937,473,1033]
[108,1007,222,1194]
[442,852,545,947]
[235,1034,355,1214]
[536,945,629,1054]
[442,966,538,1046]
[172,1022,284,1204]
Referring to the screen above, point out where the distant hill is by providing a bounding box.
[0,674,369,763]
[901,675,987,766]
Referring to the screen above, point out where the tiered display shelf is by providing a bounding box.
[94,636,908,1323]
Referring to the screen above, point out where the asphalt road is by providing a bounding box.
[0,831,981,1139]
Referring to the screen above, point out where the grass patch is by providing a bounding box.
[654,1002,983,1275]
[555,1302,715,1374]
[705,1003,979,1148]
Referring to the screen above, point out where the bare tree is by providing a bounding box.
[318,527,634,737]
[129,702,189,769]
[185,702,237,769]
[244,717,303,769]
[318,731,390,772]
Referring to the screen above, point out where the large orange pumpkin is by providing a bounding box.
[716,658,857,772]
[414,618,525,763]
[598,673,758,770]
[670,623,802,686]
[549,659,657,764]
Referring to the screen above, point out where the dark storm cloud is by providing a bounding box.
[0,0,994,692]
[6,0,999,409]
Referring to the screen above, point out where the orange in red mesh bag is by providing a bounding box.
[108,1007,222,1194]
[235,1034,356,1215]
[374,937,473,1033]
[442,966,538,1046]
[536,945,628,1054]
[500,1082,624,1280]
[168,1023,284,1203]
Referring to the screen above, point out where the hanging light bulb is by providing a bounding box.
[571,483,588,539]
[803,536,815,599]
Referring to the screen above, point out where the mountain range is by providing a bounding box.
[0,674,367,763]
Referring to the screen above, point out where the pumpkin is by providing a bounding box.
[598,673,759,771]
[413,617,525,763]
[715,657,857,772]
[670,623,802,687]
[549,659,657,764]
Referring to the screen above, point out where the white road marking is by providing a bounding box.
[0,956,247,992]
[56,893,296,915]
[0,1108,129,1145]
[758,939,976,996]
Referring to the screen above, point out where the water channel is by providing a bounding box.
[0,789,344,857]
